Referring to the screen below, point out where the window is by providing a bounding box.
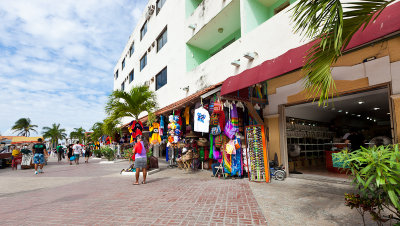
[129,43,134,57]
[121,81,125,91]
[140,53,147,71]
[114,69,118,80]
[157,27,167,52]
[156,0,166,15]
[122,58,125,70]
[274,1,290,15]
[129,69,134,83]
[156,67,167,90]
[140,20,147,40]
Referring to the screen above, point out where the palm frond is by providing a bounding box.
[291,0,394,105]
[105,85,157,121]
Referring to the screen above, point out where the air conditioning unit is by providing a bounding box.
[145,5,155,20]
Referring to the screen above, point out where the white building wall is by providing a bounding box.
[184,2,307,96]
[114,0,307,124]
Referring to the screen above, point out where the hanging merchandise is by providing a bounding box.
[213,145,221,160]
[214,134,223,148]
[231,103,239,131]
[219,109,226,131]
[211,125,221,136]
[194,107,210,133]
[224,121,238,139]
[226,140,236,155]
[209,133,213,159]
[209,95,215,115]
[210,112,221,136]
[210,113,219,126]
[129,120,144,142]
[203,101,209,111]
[222,147,232,175]
[168,115,180,144]
[149,122,161,144]
[159,115,165,137]
[197,138,208,147]
[213,98,223,113]
[175,110,183,127]
[184,106,190,125]
[245,125,270,182]
[237,107,245,133]
[231,137,242,177]
[199,147,205,161]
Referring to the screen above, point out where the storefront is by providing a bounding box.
[121,83,271,182]
[220,2,400,178]
[284,87,392,176]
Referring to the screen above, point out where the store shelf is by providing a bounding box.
[287,119,334,160]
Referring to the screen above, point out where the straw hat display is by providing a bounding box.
[185,131,198,138]
[197,138,209,147]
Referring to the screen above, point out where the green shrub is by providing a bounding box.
[123,148,133,160]
[101,147,115,161]
[93,149,102,158]
[336,145,400,224]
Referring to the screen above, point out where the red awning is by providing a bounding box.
[221,1,400,96]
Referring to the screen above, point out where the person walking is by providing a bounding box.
[32,138,48,174]
[72,141,82,165]
[67,144,73,165]
[84,145,91,163]
[11,146,21,170]
[56,144,64,163]
[81,145,86,158]
[132,135,147,185]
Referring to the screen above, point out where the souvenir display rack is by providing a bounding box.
[286,118,334,159]
[245,125,269,183]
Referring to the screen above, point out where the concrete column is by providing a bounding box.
[391,94,400,143]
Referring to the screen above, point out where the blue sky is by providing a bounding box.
[0,0,147,136]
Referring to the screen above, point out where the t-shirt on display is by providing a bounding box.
[194,107,210,133]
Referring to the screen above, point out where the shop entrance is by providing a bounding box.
[284,87,392,178]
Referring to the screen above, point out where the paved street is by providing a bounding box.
[0,157,372,226]
[0,158,266,226]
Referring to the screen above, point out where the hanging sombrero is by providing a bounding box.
[185,131,199,138]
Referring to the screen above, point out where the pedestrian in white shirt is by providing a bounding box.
[72,141,82,165]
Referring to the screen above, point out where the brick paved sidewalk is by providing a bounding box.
[0,159,267,226]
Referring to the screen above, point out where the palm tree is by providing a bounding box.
[105,85,157,121]
[70,127,86,144]
[90,122,104,143]
[291,0,394,105]
[11,118,38,137]
[69,132,77,143]
[42,123,67,148]
[102,117,121,140]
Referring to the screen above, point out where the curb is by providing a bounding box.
[121,168,161,176]
[99,159,128,164]
[99,161,114,164]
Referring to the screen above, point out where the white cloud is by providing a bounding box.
[0,0,147,135]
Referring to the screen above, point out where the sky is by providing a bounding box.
[0,0,147,136]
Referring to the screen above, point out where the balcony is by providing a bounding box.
[186,0,241,71]
[186,0,233,34]
[242,0,297,34]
